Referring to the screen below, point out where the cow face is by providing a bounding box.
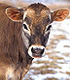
[6,3,69,58]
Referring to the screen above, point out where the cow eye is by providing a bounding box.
[46,25,52,31]
[23,23,29,31]
[22,22,31,36]
[44,25,52,36]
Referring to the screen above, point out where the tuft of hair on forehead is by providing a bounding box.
[26,3,51,18]
[27,3,50,12]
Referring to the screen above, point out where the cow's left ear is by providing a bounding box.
[51,9,69,21]
[5,8,23,22]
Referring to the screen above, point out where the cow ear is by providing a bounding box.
[5,8,23,22]
[51,9,69,21]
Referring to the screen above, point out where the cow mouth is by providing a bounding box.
[32,53,42,58]
[28,45,46,58]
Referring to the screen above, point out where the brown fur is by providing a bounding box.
[24,3,51,45]
[0,4,33,80]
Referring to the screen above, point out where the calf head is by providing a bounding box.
[6,3,69,58]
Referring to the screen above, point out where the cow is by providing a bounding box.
[0,3,69,80]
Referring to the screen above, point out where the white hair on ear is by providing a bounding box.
[23,11,27,20]
[49,13,51,21]
[6,68,14,80]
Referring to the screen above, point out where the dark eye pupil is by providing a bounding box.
[47,25,52,31]
[23,24,28,30]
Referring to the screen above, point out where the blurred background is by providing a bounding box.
[0,0,70,80]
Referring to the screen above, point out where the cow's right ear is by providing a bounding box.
[51,9,69,21]
[5,8,23,22]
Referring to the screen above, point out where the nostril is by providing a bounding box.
[31,47,39,53]
[31,47,36,53]
[41,48,45,54]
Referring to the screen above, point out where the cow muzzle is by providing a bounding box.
[28,45,46,58]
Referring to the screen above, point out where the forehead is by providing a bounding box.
[23,3,51,32]
[26,3,50,18]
